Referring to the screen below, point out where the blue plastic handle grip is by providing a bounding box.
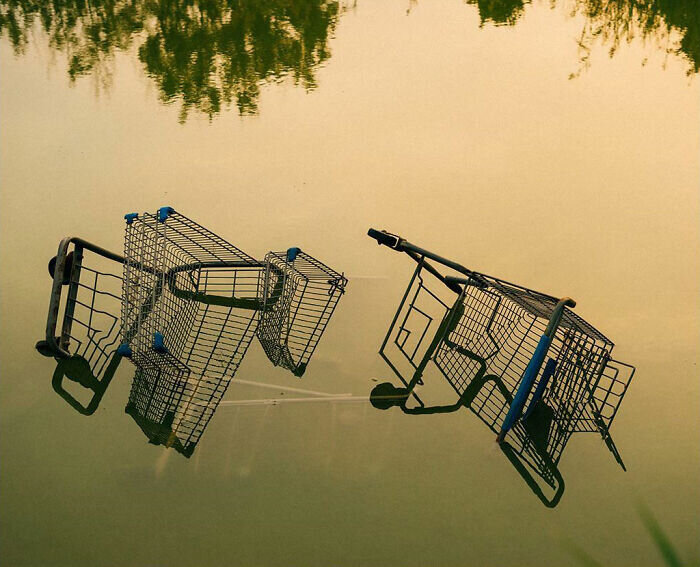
[499,334,552,439]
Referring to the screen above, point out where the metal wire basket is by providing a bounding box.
[433,273,634,462]
[367,228,634,475]
[35,237,128,415]
[118,207,267,456]
[256,248,347,377]
[36,208,348,457]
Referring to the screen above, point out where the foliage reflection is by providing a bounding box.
[0,0,695,122]
[0,0,343,120]
[466,0,698,76]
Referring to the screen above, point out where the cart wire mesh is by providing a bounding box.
[58,245,124,381]
[257,249,347,377]
[120,208,263,456]
[432,273,616,465]
[36,238,127,414]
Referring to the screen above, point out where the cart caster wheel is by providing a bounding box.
[48,252,74,285]
[370,382,409,410]
[35,339,58,358]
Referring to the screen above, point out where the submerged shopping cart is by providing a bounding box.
[36,207,346,457]
[367,228,635,485]
[257,249,347,377]
[36,237,128,415]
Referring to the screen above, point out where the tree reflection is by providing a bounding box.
[465,0,527,27]
[568,0,699,77]
[0,0,695,122]
[138,0,342,119]
[0,0,343,120]
[465,0,698,76]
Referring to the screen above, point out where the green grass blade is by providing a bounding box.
[639,506,684,567]
[565,541,605,567]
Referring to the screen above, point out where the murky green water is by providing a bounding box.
[1,1,698,566]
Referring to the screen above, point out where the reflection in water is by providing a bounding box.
[497,408,566,507]
[34,237,125,415]
[138,0,343,119]
[568,0,699,77]
[466,0,527,27]
[465,0,698,75]
[372,375,566,506]
[0,0,695,123]
[0,0,344,120]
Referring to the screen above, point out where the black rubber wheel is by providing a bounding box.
[35,339,57,358]
[48,252,73,285]
[370,382,409,410]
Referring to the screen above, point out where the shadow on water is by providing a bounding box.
[371,377,566,507]
[0,0,696,121]
[0,0,345,121]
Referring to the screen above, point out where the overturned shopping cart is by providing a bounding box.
[35,207,346,457]
[367,228,634,487]
[36,237,128,415]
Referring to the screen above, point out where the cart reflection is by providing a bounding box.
[371,371,565,507]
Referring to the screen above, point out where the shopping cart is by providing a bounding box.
[36,208,347,456]
[117,208,269,456]
[35,237,131,415]
[367,228,635,473]
[117,208,347,456]
[256,249,347,377]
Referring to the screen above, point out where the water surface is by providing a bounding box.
[1,0,698,565]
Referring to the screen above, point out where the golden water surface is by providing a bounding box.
[1,0,698,565]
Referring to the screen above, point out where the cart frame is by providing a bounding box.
[367,228,634,473]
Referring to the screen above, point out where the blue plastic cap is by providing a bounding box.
[117,343,133,358]
[153,332,167,353]
[124,213,139,225]
[286,247,301,262]
[158,207,175,223]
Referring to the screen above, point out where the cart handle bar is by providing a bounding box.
[369,228,570,307]
[368,228,403,249]
[368,228,476,278]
